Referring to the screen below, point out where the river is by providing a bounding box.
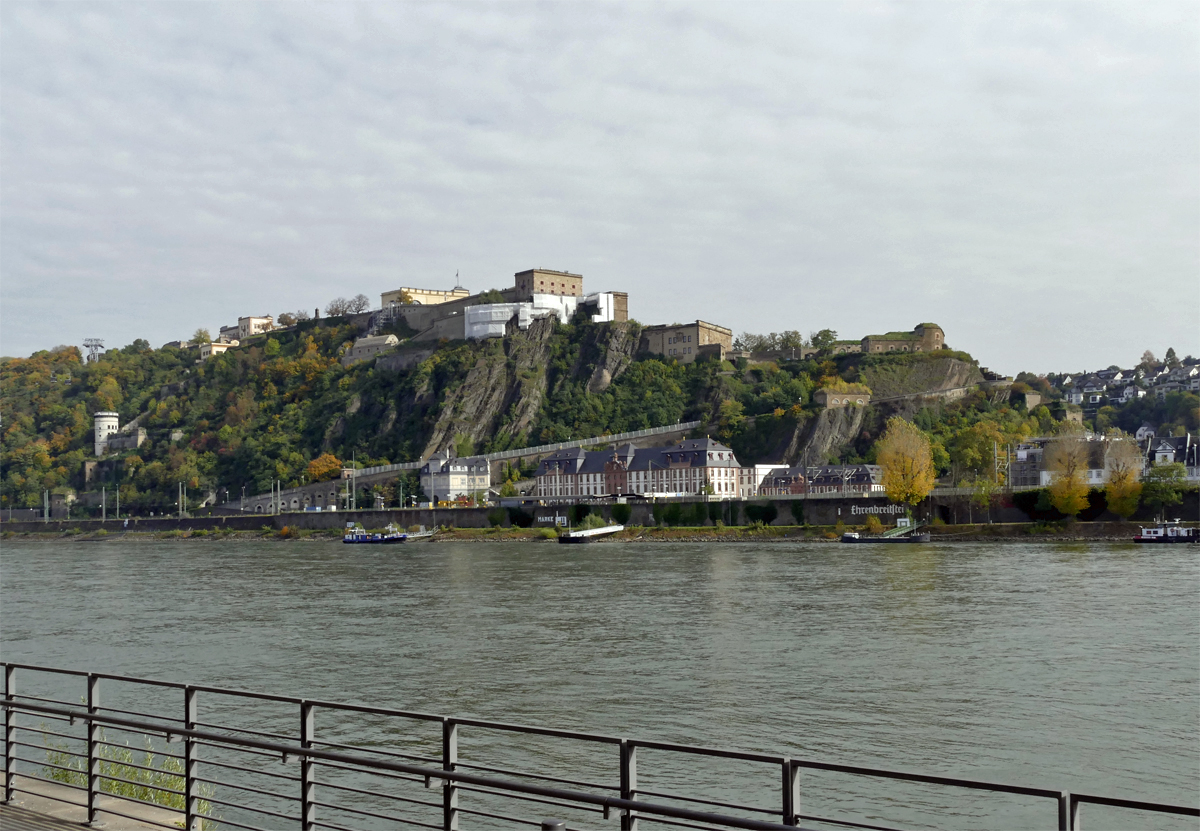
[1,539,1196,830]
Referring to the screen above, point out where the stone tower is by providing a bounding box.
[93,412,119,456]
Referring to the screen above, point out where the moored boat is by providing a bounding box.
[841,531,931,544]
[343,523,407,544]
[557,524,625,544]
[1133,521,1199,544]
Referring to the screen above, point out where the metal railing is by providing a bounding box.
[2,664,1195,831]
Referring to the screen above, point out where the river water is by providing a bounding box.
[1,539,1196,830]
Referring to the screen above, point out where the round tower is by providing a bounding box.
[94,412,119,456]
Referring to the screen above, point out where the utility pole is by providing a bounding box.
[102,486,106,522]
[44,490,49,523]
[115,486,119,520]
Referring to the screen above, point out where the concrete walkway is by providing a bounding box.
[1,776,180,830]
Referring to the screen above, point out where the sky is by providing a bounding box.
[1,2,1197,375]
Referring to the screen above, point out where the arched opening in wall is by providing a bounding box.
[255,505,263,513]
[291,498,299,509]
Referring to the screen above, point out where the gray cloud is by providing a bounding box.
[2,1,1196,373]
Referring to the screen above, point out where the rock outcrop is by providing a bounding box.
[787,405,868,467]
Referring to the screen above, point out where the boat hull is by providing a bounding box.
[841,533,931,544]
[1133,537,1198,544]
[343,536,406,545]
[557,536,592,545]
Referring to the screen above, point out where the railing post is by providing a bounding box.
[620,740,637,831]
[87,674,101,825]
[184,687,200,831]
[1058,791,1080,830]
[781,759,799,826]
[442,718,458,831]
[300,701,316,831]
[4,666,15,804]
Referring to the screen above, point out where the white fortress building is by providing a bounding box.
[93,412,120,456]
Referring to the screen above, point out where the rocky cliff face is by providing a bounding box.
[786,406,868,467]
[418,319,640,459]
[859,357,983,401]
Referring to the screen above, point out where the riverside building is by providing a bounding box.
[535,438,742,500]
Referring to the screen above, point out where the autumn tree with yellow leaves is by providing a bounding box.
[1045,434,1091,518]
[876,417,937,506]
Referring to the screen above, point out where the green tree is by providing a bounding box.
[809,329,838,352]
[1142,462,1187,519]
[192,328,212,345]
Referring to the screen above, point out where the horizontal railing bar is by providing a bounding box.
[88,796,185,830]
[97,770,185,796]
[10,749,88,774]
[190,753,300,782]
[309,698,443,723]
[11,772,87,792]
[92,738,185,763]
[634,788,778,815]
[11,782,87,806]
[310,736,441,764]
[193,720,297,741]
[792,758,1064,800]
[1072,792,1199,817]
[203,794,299,822]
[3,664,92,678]
[633,738,784,765]
[15,711,73,724]
[637,816,737,831]
[195,813,273,831]
[315,756,429,786]
[313,777,443,809]
[97,704,183,723]
[97,768,184,797]
[193,774,293,802]
[455,805,550,827]
[21,725,86,744]
[312,797,438,824]
[457,782,607,814]
[452,716,623,745]
[454,758,616,791]
[11,693,81,707]
[796,814,907,831]
[193,738,294,761]
[312,815,444,831]
[3,698,819,831]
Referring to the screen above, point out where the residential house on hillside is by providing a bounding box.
[198,341,237,361]
[1153,366,1200,399]
[640,321,734,364]
[420,452,490,502]
[237,316,274,340]
[758,466,808,496]
[535,438,742,500]
[807,465,884,495]
[341,334,399,367]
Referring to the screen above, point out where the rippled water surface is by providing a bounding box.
[2,539,1197,829]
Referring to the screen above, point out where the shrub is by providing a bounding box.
[664,503,682,526]
[537,527,557,539]
[708,502,722,523]
[690,503,708,526]
[487,509,506,527]
[864,515,883,534]
[578,513,607,530]
[790,501,805,525]
[744,503,778,525]
[191,529,207,537]
[611,503,632,524]
[652,503,665,525]
[278,525,298,539]
[506,507,534,528]
[570,504,591,524]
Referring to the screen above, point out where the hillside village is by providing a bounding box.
[1,265,1197,521]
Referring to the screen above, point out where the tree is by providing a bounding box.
[192,328,212,345]
[277,312,297,327]
[876,417,936,506]
[325,297,352,316]
[1142,462,1186,519]
[1137,350,1157,372]
[1045,435,1090,518]
[809,329,837,352]
[306,453,342,483]
[1104,434,1143,520]
[348,293,372,314]
[1164,347,1180,368]
[717,399,745,438]
[778,330,805,350]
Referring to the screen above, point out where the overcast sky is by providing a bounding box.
[2,2,1196,374]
